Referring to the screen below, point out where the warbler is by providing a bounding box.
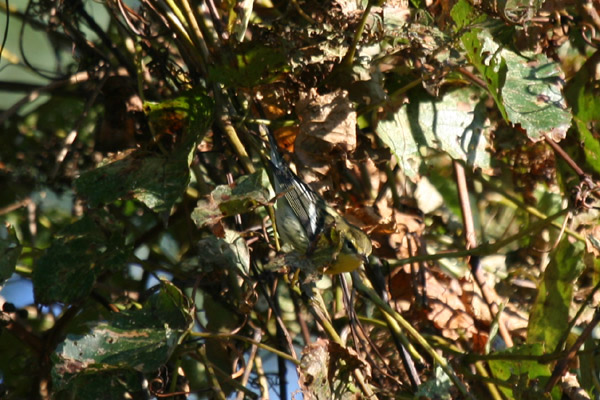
[263,126,372,274]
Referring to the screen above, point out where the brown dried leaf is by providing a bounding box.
[459,277,493,325]
[426,272,480,340]
[274,126,299,154]
[295,88,357,177]
[253,83,292,119]
[388,267,477,340]
[372,207,425,259]
[298,338,366,400]
[388,265,529,343]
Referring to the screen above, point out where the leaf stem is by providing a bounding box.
[341,0,374,67]
[355,275,473,399]
[190,331,299,365]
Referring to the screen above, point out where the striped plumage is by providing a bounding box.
[264,127,371,274]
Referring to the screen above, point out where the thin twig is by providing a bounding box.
[553,278,600,357]
[340,0,374,67]
[52,74,108,179]
[189,332,299,365]
[235,328,262,400]
[0,71,90,124]
[254,355,270,400]
[474,174,584,242]
[545,309,600,393]
[544,133,595,190]
[453,161,513,350]
[354,275,474,399]
[0,197,31,216]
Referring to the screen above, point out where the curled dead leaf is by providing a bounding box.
[295,88,357,177]
[298,338,368,400]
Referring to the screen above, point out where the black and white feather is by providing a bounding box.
[263,126,326,249]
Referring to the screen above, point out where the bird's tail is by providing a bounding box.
[259,124,285,170]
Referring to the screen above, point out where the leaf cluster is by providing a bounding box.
[1,0,600,399]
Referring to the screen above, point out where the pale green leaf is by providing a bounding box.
[527,240,585,351]
[376,87,492,181]
[489,344,557,400]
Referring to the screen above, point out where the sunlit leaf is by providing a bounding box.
[376,87,492,181]
[460,26,509,121]
[502,50,571,141]
[450,0,484,32]
[489,344,558,400]
[461,28,571,141]
[54,325,178,373]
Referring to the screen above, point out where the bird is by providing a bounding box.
[263,125,372,274]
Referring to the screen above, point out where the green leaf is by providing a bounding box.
[54,324,178,373]
[566,56,600,124]
[75,151,189,213]
[460,27,508,121]
[375,87,492,181]
[33,213,131,304]
[527,239,585,351]
[575,120,600,175]
[144,92,214,157]
[502,50,571,141]
[450,0,484,32]
[76,92,213,213]
[52,281,192,395]
[52,368,145,400]
[0,327,39,398]
[209,45,287,87]
[197,229,250,274]
[488,344,557,400]
[461,28,572,141]
[415,365,453,399]
[565,54,600,175]
[112,279,193,332]
[0,224,21,284]
[579,334,600,394]
[191,169,270,228]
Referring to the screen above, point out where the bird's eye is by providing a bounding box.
[343,238,356,252]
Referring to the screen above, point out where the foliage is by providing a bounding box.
[1,0,600,399]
